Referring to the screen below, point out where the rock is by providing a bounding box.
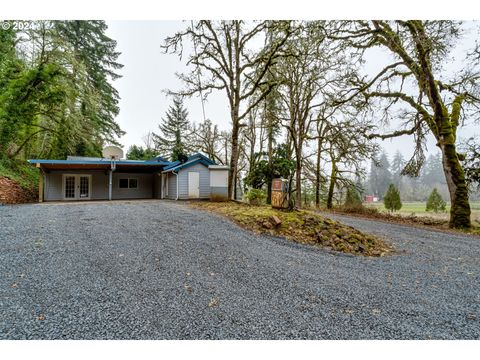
[262,221,273,229]
[270,215,282,227]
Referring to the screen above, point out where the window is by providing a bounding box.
[119,178,129,188]
[129,178,138,189]
[119,178,138,189]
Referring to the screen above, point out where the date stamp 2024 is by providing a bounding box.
[1,21,53,31]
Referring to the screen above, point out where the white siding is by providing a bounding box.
[210,169,228,187]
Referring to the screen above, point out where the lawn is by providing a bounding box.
[365,201,480,226]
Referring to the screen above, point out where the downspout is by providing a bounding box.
[109,158,116,201]
[174,170,179,200]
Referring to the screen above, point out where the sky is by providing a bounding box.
[105,20,480,160]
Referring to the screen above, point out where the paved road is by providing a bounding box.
[0,200,479,339]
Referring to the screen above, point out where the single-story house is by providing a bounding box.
[28,153,229,202]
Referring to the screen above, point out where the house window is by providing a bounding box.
[119,178,138,189]
[129,178,138,189]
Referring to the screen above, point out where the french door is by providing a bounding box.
[63,174,91,200]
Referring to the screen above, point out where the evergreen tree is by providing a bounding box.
[390,150,405,186]
[54,20,125,152]
[344,185,363,208]
[383,184,402,212]
[153,97,190,161]
[426,188,447,213]
[368,150,392,198]
[421,153,445,187]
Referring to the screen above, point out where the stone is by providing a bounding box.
[262,221,273,229]
[270,215,282,227]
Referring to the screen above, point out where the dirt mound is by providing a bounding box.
[190,201,392,257]
[0,176,37,204]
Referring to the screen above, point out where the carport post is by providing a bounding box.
[108,169,113,200]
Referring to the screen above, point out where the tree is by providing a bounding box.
[462,137,480,190]
[325,119,377,209]
[327,20,480,228]
[190,119,225,164]
[390,150,405,186]
[162,20,294,199]
[276,22,347,207]
[243,144,295,191]
[153,97,190,161]
[383,184,402,212]
[426,188,447,213]
[126,145,156,160]
[0,21,124,161]
[368,150,392,198]
[344,185,363,208]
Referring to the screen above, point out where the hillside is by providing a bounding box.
[0,159,38,204]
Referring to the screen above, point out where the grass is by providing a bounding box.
[365,201,480,227]
[190,201,393,257]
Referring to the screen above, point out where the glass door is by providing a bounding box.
[63,174,91,200]
[79,175,90,199]
[64,175,76,199]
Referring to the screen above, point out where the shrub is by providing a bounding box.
[426,188,447,213]
[344,186,363,208]
[383,184,402,212]
[244,188,266,205]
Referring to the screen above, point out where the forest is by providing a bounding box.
[1,20,480,229]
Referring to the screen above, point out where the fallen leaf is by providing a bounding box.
[37,314,45,321]
[208,298,219,308]
[11,283,18,288]
[184,284,193,293]
[467,314,477,320]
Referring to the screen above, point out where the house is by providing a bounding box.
[28,153,229,202]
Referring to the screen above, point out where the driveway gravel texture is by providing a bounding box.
[0,200,479,339]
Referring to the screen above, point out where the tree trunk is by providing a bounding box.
[295,159,302,207]
[439,142,471,229]
[315,136,323,208]
[266,128,273,205]
[228,116,240,200]
[326,162,336,209]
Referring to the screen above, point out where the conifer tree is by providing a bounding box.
[383,184,402,212]
[153,97,190,161]
[344,185,363,208]
[426,188,447,213]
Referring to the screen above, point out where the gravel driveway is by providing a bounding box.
[0,200,479,339]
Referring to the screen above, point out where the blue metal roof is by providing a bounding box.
[28,159,171,166]
[162,153,216,172]
[28,153,215,169]
[162,158,214,173]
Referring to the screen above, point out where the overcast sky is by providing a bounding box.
[105,21,480,161]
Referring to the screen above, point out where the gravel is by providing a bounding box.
[0,200,479,339]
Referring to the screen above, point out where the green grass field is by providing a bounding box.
[365,201,480,225]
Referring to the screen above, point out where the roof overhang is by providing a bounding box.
[208,165,229,170]
[28,159,168,172]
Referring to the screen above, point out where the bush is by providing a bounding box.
[244,188,266,205]
[426,188,447,213]
[383,184,402,212]
[344,186,363,208]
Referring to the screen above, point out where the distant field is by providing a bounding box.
[365,201,480,225]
